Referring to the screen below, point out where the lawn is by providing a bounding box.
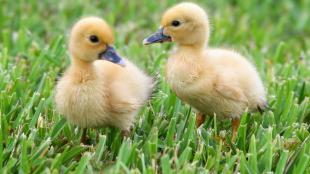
[0,0,309,173]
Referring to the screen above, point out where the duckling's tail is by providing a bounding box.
[257,101,271,114]
[147,72,160,101]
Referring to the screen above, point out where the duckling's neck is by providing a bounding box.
[175,44,206,59]
[71,57,93,69]
[178,44,205,50]
[70,57,97,83]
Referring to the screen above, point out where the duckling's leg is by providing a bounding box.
[196,112,206,128]
[96,130,99,141]
[121,130,130,138]
[231,118,240,142]
[81,128,90,144]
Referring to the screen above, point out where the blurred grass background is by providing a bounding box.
[0,0,309,173]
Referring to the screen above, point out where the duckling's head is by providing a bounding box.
[143,2,210,48]
[69,17,125,66]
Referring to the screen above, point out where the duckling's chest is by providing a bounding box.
[55,74,109,127]
[166,57,203,92]
[63,78,106,105]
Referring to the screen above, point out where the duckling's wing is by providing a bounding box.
[214,79,248,104]
[110,101,143,114]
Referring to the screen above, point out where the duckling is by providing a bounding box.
[55,17,154,142]
[143,2,266,140]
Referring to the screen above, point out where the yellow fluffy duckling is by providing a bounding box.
[144,2,267,140]
[55,17,154,141]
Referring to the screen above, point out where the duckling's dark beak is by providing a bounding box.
[99,46,125,67]
[143,28,172,45]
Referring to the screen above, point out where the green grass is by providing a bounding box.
[0,0,309,173]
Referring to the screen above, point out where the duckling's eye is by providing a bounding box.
[171,20,181,27]
[89,35,99,43]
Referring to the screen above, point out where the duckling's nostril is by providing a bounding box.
[99,46,125,66]
[143,28,172,45]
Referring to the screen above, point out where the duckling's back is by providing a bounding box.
[94,59,154,129]
[94,59,154,105]
[206,48,266,109]
[165,47,266,119]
